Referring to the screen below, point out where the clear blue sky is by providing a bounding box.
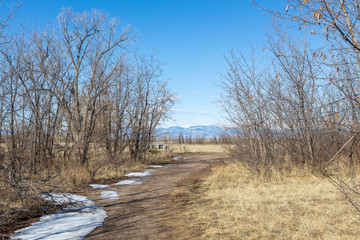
[13,0,287,127]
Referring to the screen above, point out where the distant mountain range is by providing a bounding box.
[155,125,224,140]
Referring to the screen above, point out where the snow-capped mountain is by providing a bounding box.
[156,125,223,139]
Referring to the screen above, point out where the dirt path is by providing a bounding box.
[84,154,224,240]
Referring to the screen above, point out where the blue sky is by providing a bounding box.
[13,0,287,127]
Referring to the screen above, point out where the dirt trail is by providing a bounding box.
[84,154,224,240]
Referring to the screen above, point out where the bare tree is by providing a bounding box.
[220,48,279,175]
[49,8,133,165]
[257,0,360,55]
[97,63,132,160]
[126,55,175,162]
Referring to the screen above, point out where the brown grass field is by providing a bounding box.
[183,162,360,239]
[171,143,226,153]
[153,142,228,154]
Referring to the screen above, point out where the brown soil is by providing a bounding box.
[85,153,225,240]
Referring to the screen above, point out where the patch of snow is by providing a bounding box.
[125,169,154,177]
[89,184,109,189]
[100,191,119,200]
[11,193,106,240]
[149,165,164,168]
[113,179,142,185]
[173,157,180,160]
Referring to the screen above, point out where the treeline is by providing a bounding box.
[0,6,174,226]
[160,133,232,144]
[221,0,360,176]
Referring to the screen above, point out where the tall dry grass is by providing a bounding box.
[33,149,174,191]
[187,162,360,240]
[164,143,227,154]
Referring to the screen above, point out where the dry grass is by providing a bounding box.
[44,151,174,190]
[169,143,227,153]
[0,150,174,234]
[187,163,360,240]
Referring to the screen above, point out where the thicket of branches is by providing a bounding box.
[222,0,360,175]
[0,6,174,228]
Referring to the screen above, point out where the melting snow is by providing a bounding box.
[10,193,106,240]
[149,165,164,168]
[113,179,142,185]
[89,184,109,189]
[125,169,154,177]
[173,157,180,160]
[100,191,119,200]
